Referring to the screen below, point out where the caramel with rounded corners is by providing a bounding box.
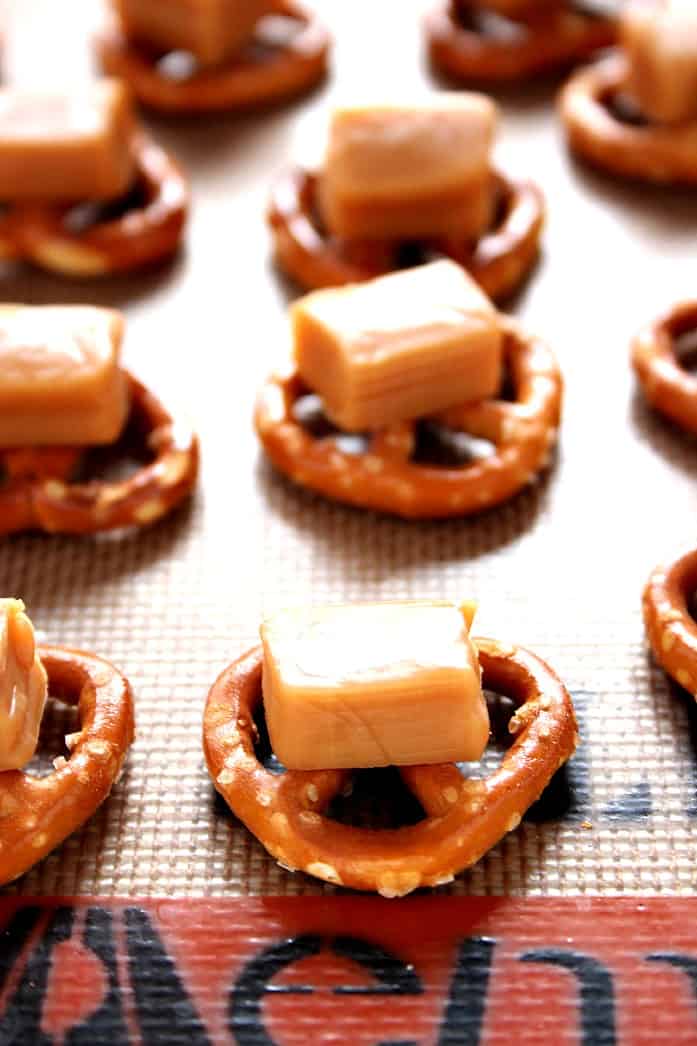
[0,646,134,885]
[97,0,330,114]
[6,133,188,276]
[643,551,697,700]
[204,639,578,896]
[255,319,561,520]
[268,168,544,302]
[560,56,697,186]
[424,1,617,84]
[631,302,697,434]
[0,373,198,535]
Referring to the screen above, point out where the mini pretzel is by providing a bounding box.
[255,319,561,520]
[0,374,198,536]
[0,646,134,885]
[424,1,617,84]
[96,0,330,115]
[204,639,577,896]
[631,302,697,434]
[560,55,697,185]
[643,551,697,700]
[268,168,544,301]
[4,133,188,277]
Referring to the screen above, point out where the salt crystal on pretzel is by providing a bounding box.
[260,600,489,770]
[318,96,496,241]
[113,0,273,66]
[0,600,48,771]
[292,260,503,432]
[0,305,129,447]
[0,81,136,201]
[622,0,697,124]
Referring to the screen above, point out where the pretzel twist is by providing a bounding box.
[255,319,561,519]
[96,0,330,114]
[0,373,198,536]
[3,133,188,277]
[0,647,134,886]
[643,551,697,700]
[268,168,544,302]
[560,55,697,185]
[631,302,697,435]
[424,1,617,84]
[204,639,578,896]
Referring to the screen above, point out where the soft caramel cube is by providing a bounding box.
[0,306,129,447]
[622,0,697,124]
[292,260,503,432]
[261,601,489,771]
[0,600,48,772]
[114,0,272,66]
[0,81,136,202]
[319,96,497,241]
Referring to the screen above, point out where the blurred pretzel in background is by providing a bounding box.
[0,600,134,885]
[631,302,697,435]
[425,0,617,84]
[97,0,330,114]
[643,551,697,700]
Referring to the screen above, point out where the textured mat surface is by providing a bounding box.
[1,0,697,897]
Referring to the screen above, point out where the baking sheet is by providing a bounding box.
[1,0,697,898]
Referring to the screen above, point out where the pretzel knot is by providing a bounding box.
[424,0,617,84]
[204,639,578,896]
[631,302,697,435]
[268,168,544,302]
[96,0,330,114]
[560,55,697,186]
[255,320,561,519]
[2,132,188,277]
[643,551,697,700]
[0,373,198,536]
[0,647,134,886]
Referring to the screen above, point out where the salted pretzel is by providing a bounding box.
[0,646,134,885]
[424,1,617,84]
[96,0,330,115]
[204,639,578,895]
[255,319,561,520]
[631,302,697,434]
[3,133,188,277]
[0,374,198,536]
[643,550,697,700]
[268,168,544,301]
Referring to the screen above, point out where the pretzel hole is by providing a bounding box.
[674,326,697,375]
[602,88,649,127]
[23,693,79,779]
[63,179,148,236]
[456,688,515,780]
[412,420,495,467]
[252,699,285,775]
[292,395,370,455]
[76,398,157,484]
[326,769,427,829]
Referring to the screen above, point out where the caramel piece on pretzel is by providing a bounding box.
[0,81,135,202]
[261,601,489,770]
[319,97,496,243]
[631,302,697,433]
[292,261,503,432]
[0,600,48,772]
[622,0,697,125]
[113,0,273,66]
[643,550,697,700]
[204,638,577,895]
[0,643,134,885]
[0,306,128,447]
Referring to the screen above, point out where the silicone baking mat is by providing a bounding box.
[1,0,696,906]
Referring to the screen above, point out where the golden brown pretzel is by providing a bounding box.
[5,132,188,276]
[268,168,544,302]
[96,0,330,114]
[0,646,134,885]
[424,1,617,84]
[0,373,198,536]
[255,319,561,519]
[631,302,697,434]
[560,55,697,185]
[204,639,578,895]
[643,550,697,700]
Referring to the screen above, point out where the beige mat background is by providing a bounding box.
[1,0,696,897]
